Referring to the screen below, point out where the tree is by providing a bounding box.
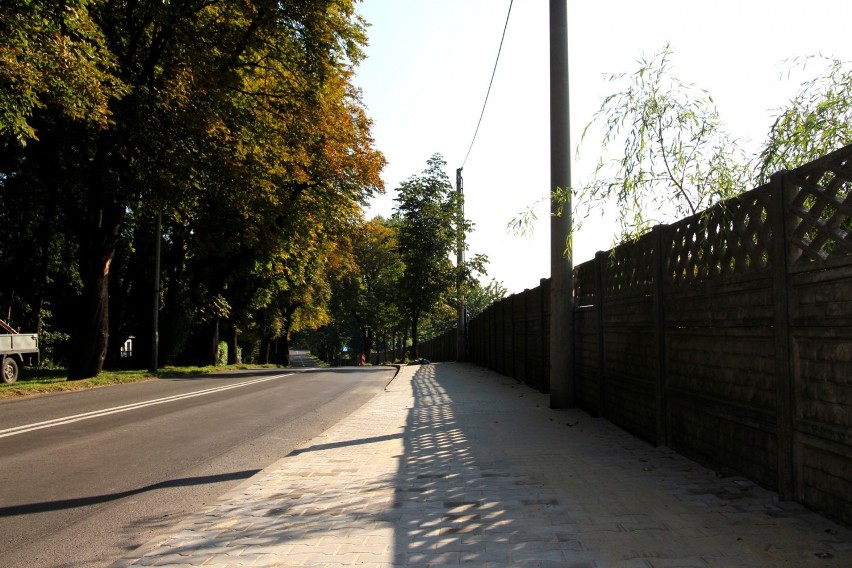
[466,279,507,320]
[756,55,852,182]
[393,154,462,359]
[515,48,852,247]
[0,0,383,377]
[349,216,405,358]
[0,0,124,143]
[415,274,501,342]
[577,45,752,239]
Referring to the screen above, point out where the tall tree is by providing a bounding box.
[1,0,383,376]
[393,154,460,359]
[350,216,405,357]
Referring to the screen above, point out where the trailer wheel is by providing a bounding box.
[1,356,18,384]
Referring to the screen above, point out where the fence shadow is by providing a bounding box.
[389,363,592,565]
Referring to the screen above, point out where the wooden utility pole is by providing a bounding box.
[549,0,574,407]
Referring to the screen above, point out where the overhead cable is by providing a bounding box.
[461,0,514,168]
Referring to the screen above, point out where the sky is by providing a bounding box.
[352,0,852,295]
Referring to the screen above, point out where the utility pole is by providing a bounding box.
[456,167,466,361]
[149,210,161,374]
[549,0,574,407]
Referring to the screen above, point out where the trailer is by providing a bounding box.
[0,319,39,384]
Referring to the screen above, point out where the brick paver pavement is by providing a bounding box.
[115,362,852,567]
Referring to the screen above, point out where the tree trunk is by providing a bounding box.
[360,325,373,362]
[208,315,220,366]
[272,338,282,365]
[68,270,111,380]
[160,226,189,366]
[260,337,271,364]
[280,334,290,366]
[410,309,419,360]
[227,325,239,365]
[352,310,371,363]
[279,305,296,367]
[68,198,123,380]
[68,129,127,380]
[401,325,410,362]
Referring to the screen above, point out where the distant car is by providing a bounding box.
[0,319,39,384]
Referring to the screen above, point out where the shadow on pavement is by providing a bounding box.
[287,433,404,457]
[390,363,580,565]
[0,470,261,517]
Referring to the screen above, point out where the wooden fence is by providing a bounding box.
[419,144,852,526]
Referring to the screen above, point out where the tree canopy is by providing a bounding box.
[578,45,751,237]
[578,47,852,240]
[757,55,852,182]
[511,48,852,245]
[390,154,487,358]
[0,0,123,143]
[0,0,384,377]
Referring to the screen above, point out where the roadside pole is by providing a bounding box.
[456,168,466,361]
[149,210,161,374]
[549,0,574,407]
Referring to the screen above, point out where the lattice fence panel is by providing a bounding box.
[603,234,656,299]
[573,259,597,307]
[786,146,852,267]
[665,188,774,286]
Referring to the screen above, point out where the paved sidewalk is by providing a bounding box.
[116,363,852,567]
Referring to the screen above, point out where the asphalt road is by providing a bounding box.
[0,361,394,568]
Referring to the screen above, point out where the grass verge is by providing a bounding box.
[0,364,281,399]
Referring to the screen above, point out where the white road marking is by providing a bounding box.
[0,373,293,439]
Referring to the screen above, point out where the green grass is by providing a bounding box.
[0,364,282,399]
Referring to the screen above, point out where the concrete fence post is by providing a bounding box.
[652,226,669,447]
[594,252,607,417]
[770,171,795,501]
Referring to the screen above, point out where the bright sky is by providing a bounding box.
[353,0,852,295]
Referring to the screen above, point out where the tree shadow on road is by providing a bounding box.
[0,470,260,517]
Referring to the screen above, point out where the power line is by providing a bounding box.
[461,0,514,169]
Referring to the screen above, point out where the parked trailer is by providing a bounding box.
[0,319,39,384]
